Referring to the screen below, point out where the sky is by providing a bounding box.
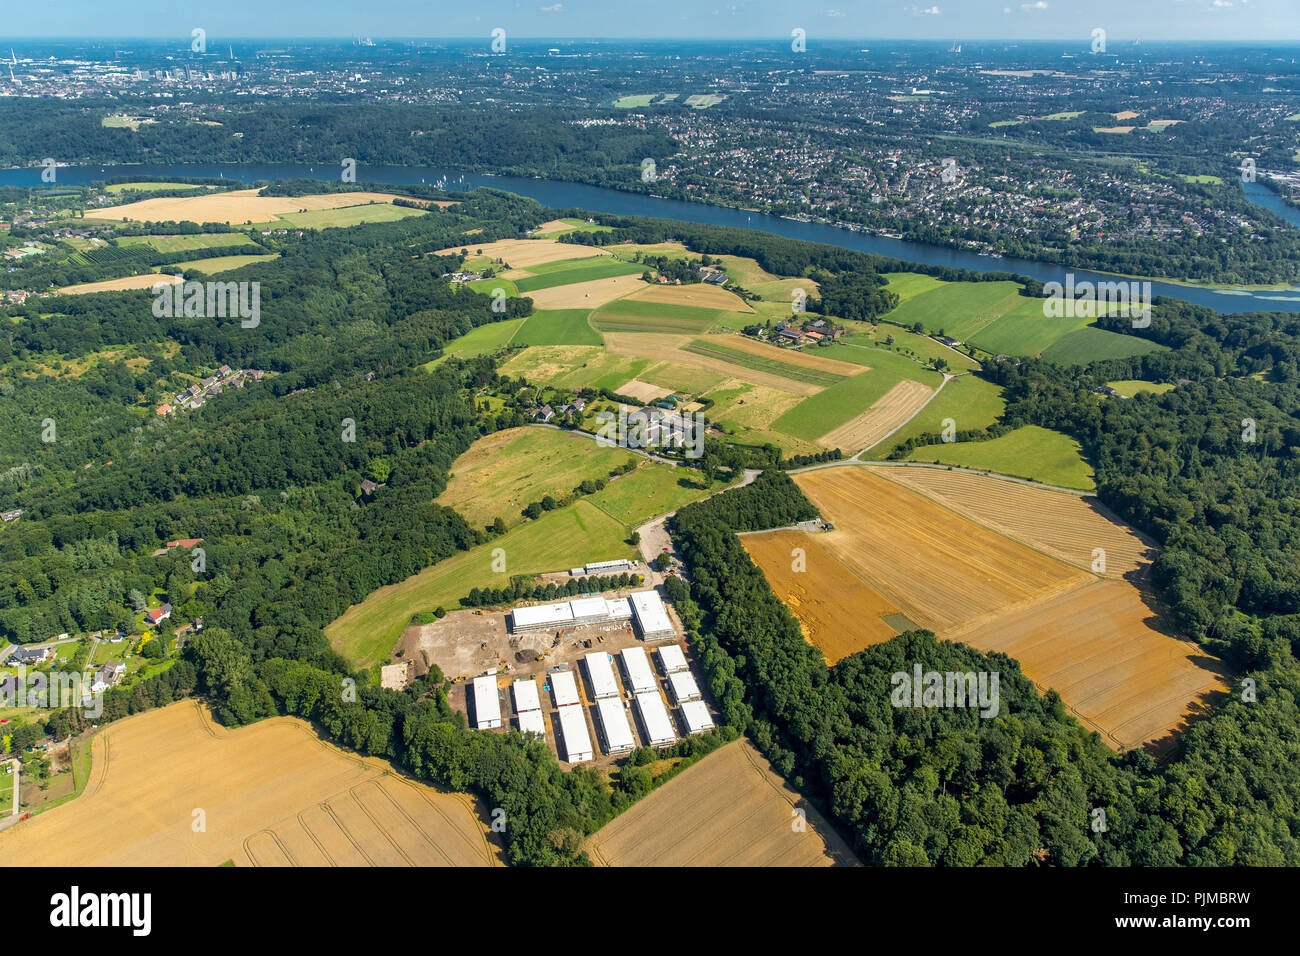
[2,0,1296,42]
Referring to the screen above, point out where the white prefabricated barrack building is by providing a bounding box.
[667,669,702,704]
[634,691,677,748]
[583,651,620,699]
[518,709,546,736]
[680,699,715,736]
[657,643,689,674]
[509,596,634,634]
[550,669,581,708]
[619,647,657,695]
[556,703,594,763]
[513,678,541,714]
[472,675,502,730]
[594,696,636,755]
[630,590,674,640]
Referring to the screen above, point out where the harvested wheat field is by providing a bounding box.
[585,740,859,866]
[58,273,183,295]
[436,237,606,269]
[710,333,863,376]
[526,273,644,309]
[602,333,821,396]
[952,580,1229,752]
[625,281,756,313]
[84,189,407,225]
[783,465,1229,752]
[866,465,1157,576]
[742,531,900,663]
[794,467,1087,632]
[0,701,499,867]
[618,378,674,402]
[820,379,934,452]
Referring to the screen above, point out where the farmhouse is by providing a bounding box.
[555,703,594,763]
[593,696,636,755]
[144,604,172,626]
[634,691,677,748]
[471,675,502,730]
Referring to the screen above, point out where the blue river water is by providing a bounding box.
[5,161,1298,315]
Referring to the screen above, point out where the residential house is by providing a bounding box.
[144,604,172,626]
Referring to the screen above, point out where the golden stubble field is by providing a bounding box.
[0,702,499,867]
[820,378,934,452]
[525,273,644,309]
[58,274,184,295]
[624,281,756,313]
[742,465,1229,752]
[84,189,408,225]
[585,740,859,866]
[436,237,607,268]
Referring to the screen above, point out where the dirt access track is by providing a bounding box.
[0,701,499,867]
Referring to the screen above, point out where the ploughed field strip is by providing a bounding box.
[0,702,497,867]
[737,466,1230,753]
[584,740,859,867]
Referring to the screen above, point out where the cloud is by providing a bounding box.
[539,3,564,11]
[907,4,941,14]
[825,8,847,16]
[1020,1,1048,9]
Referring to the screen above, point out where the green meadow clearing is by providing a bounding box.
[426,318,528,367]
[264,203,425,230]
[513,257,643,292]
[174,254,278,275]
[437,427,637,531]
[904,423,1095,491]
[534,217,614,239]
[466,277,518,297]
[861,372,1007,459]
[118,233,253,253]
[591,298,727,334]
[327,498,636,667]
[511,309,603,346]
[682,341,846,387]
[773,350,943,441]
[1107,379,1176,398]
[879,275,1162,362]
[103,181,202,193]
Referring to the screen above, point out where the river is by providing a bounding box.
[5,161,1298,315]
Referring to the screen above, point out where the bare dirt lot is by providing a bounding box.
[0,701,499,866]
[585,739,859,866]
[84,189,408,225]
[819,378,934,452]
[741,530,901,663]
[436,238,607,269]
[618,378,674,403]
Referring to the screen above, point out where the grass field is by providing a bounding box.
[514,258,644,293]
[533,217,614,239]
[175,253,278,274]
[511,309,603,346]
[328,500,636,667]
[1107,379,1176,398]
[772,350,943,442]
[584,464,713,526]
[104,181,201,193]
[904,424,1095,490]
[591,298,727,335]
[272,203,424,230]
[584,739,858,866]
[818,378,935,453]
[862,372,1006,459]
[437,427,636,531]
[436,237,607,269]
[834,325,981,370]
[427,318,528,366]
[118,233,251,253]
[878,276,1162,362]
[0,702,498,866]
[466,277,518,297]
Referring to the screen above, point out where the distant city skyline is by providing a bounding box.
[2,0,1298,43]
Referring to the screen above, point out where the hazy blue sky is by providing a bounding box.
[3,0,1296,42]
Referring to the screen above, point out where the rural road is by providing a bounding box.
[0,759,19,832]
[854,370,955,459]
[787,457,1092,496]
